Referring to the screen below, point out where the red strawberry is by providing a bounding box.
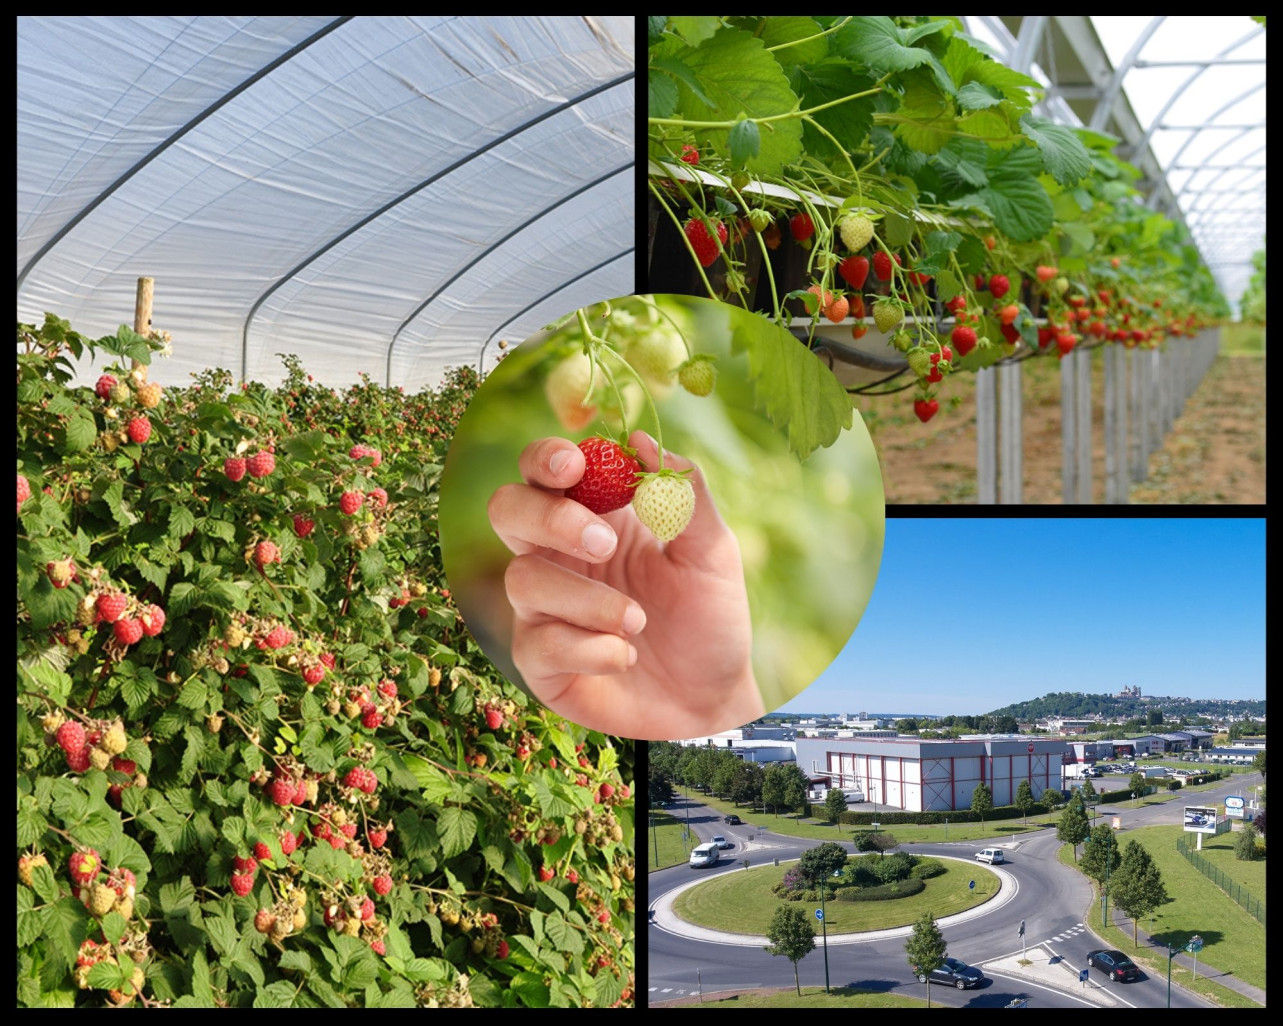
[253,842,272,862]
[838,255,869,290]
[945,295,967,314]
[372,873,393,896]
[935,346,953,364]
[1056,332,1077,357]
[368,829,387,850]
[913,399,939,423]
[1000,322,1022,344]
[56,721,86,754]
[230,872,255,897]
[563,436,640,514]
[268,778,295,807]
[254,540,281,567]
[68,850,101,885]
[114,618,144,646]
[989,275,1010,299]
[339,490,364,515]
[484,706,504,731]
[789,212,814,241]
[140,604,165,636]
[367,487,388,508]
[1036,265,1058,283]
[872,251,893,281]
[224,457,247,482]
[95,375,118,400]
[292,513,315,538]
[96,592,128,623]
[1038,326,1055,349]
[984,235,996,250]
[361,705,383,730]
[246,451,275,478]
[683,218,727,267]
[679,144,699,164]
[126,417,151,444]
[950,326,977,357]
[999,304,1019,325]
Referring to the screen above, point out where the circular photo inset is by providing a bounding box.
[438,294,884,740]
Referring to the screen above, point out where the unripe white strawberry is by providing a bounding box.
[838,214,874,252]
[623,326,686,398]
[631,471,696,543]
[544,351,598,431]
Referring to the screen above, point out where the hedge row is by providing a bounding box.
[831,878,925,903]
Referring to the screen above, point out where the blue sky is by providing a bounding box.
[778,518,1266,717]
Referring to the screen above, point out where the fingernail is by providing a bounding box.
[621,604,646,636]
[581,523,617,558]
[626,644,638,667]
[549,449,573,476]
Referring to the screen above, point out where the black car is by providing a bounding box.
[1087,949,1140,982]
[723,814,742,825]
[915,957,985,990]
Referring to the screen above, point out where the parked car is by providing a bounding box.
[915,957,985,990]
[689,843,720,868]
[711,835,734,849]
[1086,950,1139,982]
[975,848,1005,864]
[723,814,742,825]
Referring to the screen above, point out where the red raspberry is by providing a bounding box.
[56,721,86,755]
[324,903,343,928]
[578,755,590,768]
[319,652,336,670]
[576,774,589,788]
[293,779,309,805]
[484,706,504,731]
[108,867,136,899]
[311,822,332,841]
[68,850,101,885]
[66,747,92,773]
[292,513,315,538]
[230,872,255,897]
[361,705,383,730]
[327,834,346,850]
[254,540,281,567]
[343,767,378,794]
[107,785,125,806]
[538,865,555,882]
[233,855,257,874]
[597,911,610,924]
[17,473,31,513]
[140,604,166,636]
[111,757,136,775]
[246,451,275,478]
[367,487,388,508]
[96,592,128,623]
[566,868,579,884]
[349,444,382,468]
[359,897,375,921]
[268,778,295,807]
[377,679,397,699]
[496,940,510,960]
[339,490,364,515]
[368,829,387,850]
[126,416,151,444]
[114,618,144,646]
[372,874,393,896]
[369,938,386,956]
[95,375,118,400]
[254,841,272,861]
[564,436,641,514]
[303,663,325,686]
[598,782,615,800]
[619,785,630,799]
[254,909,276,934]
[279,829,298,855]
[262,626,292,650]
[224,457,247,482]
[340,822,357,839]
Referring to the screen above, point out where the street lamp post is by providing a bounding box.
[651,812,660,866]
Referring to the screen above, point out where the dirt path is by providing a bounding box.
[857,351,1264,505]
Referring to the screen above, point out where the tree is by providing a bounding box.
[1111,840,1169,945]
[648,764,675,808]
[798,842,849,888]
[1015,780,1035,826]
[1235,821,1260,861]
[1147,708,1164,727]
[1128,772,1147,801]
[1080,824,1122,888]
[970,782,993,827]
[712,755,736,798]
[1040,787,1063,815]
[730,760,764,808]
[782,772,807,816]
[764,905,815,997]
[1057,798,1090,862]
[1252,810,1265,835]
[761,763,787,815]
[896,717,919,734]
[904,910,947,1008]
[855,831,899,858]
[823,787,848,825]
[1252,750,1266,779]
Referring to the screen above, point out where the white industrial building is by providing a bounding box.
[793,737,1069,812]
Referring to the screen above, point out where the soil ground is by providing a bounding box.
[857,350,1265,505]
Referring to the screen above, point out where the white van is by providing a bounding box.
[689,843,720,868]
[975,848,1005,864]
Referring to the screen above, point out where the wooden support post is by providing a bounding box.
[133,277,154,370]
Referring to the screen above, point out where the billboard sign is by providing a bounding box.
[1183,806,1219,834]
[1224,796,1246,820]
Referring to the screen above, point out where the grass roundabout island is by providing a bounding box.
[673,857,1001,936]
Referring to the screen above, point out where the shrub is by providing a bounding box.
[872,852,914,884]
[1167,779,1183,791]
[831,878,925,902]
[16,319,635,1008]
[909,858,945,880]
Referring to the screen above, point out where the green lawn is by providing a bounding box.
[1066,825,1265,995]
[1180,830,1266,908]
[672,858,999,935]
[656,987,930,1008]
[647,808,700,871]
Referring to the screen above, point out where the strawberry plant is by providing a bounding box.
[648,15,1229,423]
[17,316,635,1007]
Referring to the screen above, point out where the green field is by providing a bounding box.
[656,987,930,1008]
[1062,823,1265,998]
[1219,322,1265,356]
[647,808,702,871]
[672,858,999,935]
[1190,830,1266,898]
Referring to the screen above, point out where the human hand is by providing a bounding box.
[486,431,763,740]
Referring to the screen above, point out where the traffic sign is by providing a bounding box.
[969,880,975,890]
[815,909,824,922]
[1019,919,1025,937]
[1079,969,1089,983]
[1029,743,1035,754]
[1187,935,1203,953]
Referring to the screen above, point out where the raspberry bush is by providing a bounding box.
[17,317,635,1008]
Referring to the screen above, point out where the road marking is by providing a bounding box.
[660,988,673,993]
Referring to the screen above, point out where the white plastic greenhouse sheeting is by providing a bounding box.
[17,16,636,391]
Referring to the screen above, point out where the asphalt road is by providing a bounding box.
[648,773,1259,1008]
